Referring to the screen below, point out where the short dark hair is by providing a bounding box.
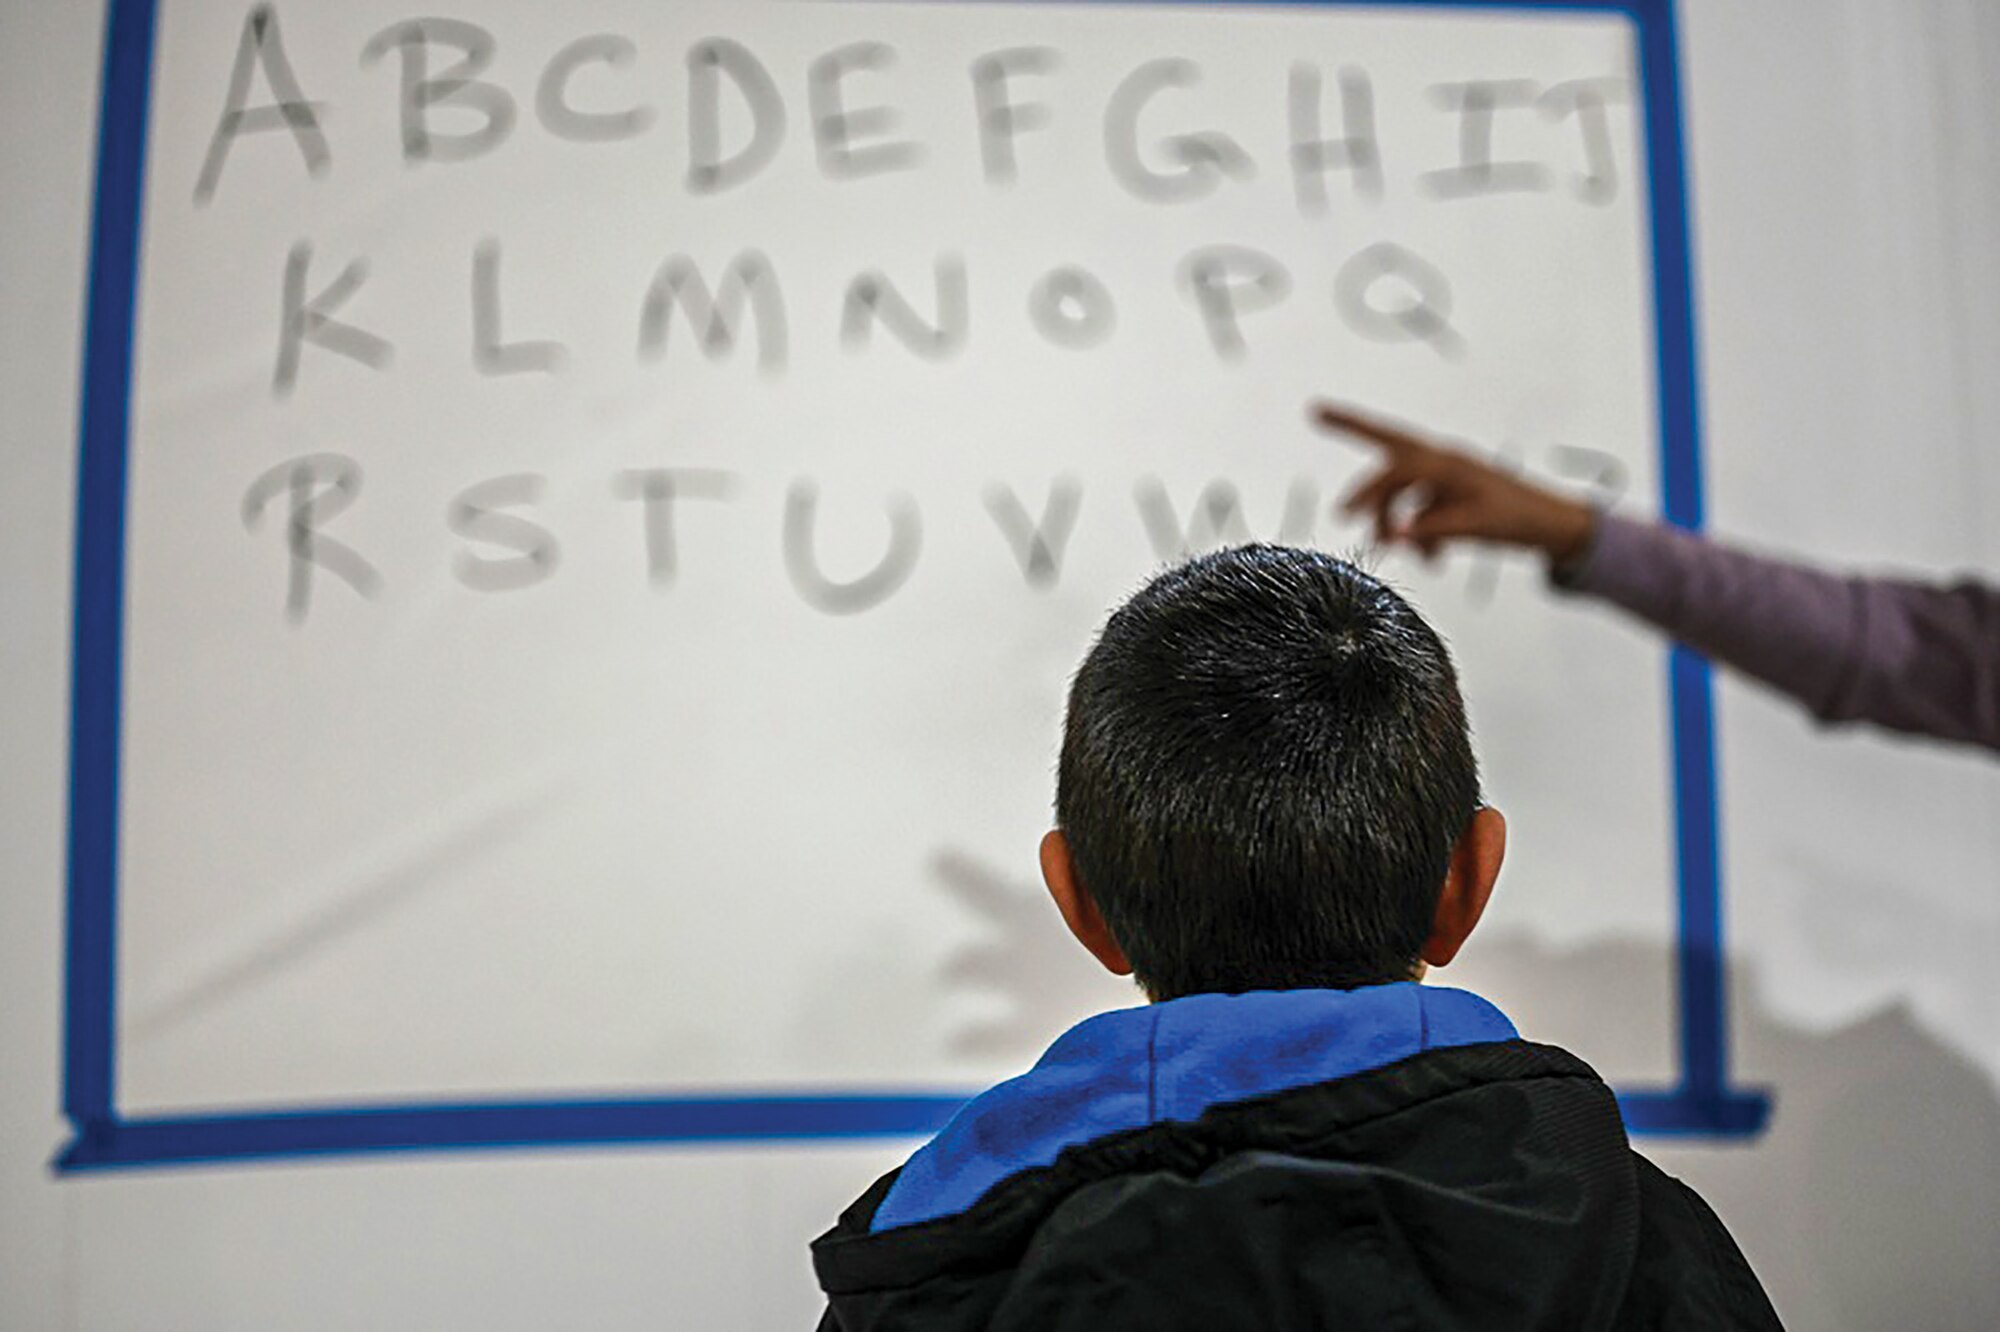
[1056,544,1481,1000]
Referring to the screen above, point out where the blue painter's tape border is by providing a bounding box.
[58,0,1764,1174]
[64,0,160,1137]
[57,1095,972,1172]
[1630,0,1769,1133]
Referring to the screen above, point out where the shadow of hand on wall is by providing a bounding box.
[930,848,1137,1060]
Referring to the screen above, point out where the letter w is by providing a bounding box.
[1134,477,1320,560]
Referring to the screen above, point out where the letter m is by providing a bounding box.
[637,250,787,373]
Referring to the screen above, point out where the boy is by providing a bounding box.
[811,545,1780,1330]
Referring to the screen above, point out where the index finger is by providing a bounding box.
[1309,401,1432,455]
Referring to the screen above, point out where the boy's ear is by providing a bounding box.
[1420,806,1506,970]
[1039,830,1134,978]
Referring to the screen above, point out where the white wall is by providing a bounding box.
[1640,4,2000,1326]
[3,1,1995,1328]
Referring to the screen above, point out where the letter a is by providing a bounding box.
[193,4,330,203]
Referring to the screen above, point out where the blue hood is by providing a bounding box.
[873,982,1517,1231]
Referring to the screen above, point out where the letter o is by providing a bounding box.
[1028,266,1116,350]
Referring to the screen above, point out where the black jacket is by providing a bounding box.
[812,1041,1781,1330]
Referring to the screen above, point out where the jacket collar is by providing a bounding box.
[872,982,1516,1231]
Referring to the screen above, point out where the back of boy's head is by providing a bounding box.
[1056,544,1481,1000]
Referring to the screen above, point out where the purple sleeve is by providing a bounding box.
[1552,512,2000,753]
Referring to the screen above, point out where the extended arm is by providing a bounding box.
[1314,402,2000,754]
[1560,513,2000,751]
